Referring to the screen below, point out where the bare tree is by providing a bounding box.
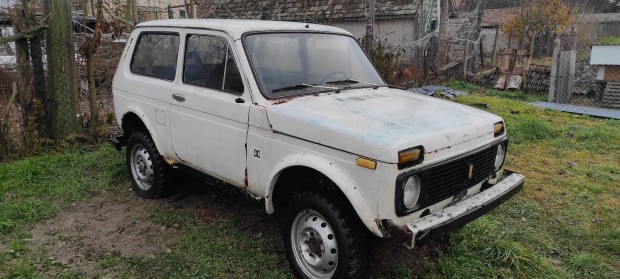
[79,0,103,134]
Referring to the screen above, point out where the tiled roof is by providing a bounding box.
[200,0,422,21]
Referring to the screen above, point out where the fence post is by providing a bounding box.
[364,0,375,58]
[463,30,470,78]
[548,38,561,102]
[168,5,173,19]
[492,25,499,67]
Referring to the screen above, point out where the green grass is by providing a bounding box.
[1,85,619,278]
[0,145,125,236]
[595,36,620,46]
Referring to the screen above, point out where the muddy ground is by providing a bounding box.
[8,173,445,278]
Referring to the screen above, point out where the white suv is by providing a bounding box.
[111,19,524,279]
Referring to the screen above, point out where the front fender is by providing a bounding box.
[265,153,382,236]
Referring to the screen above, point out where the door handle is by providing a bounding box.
[235,98,245,104]
[172,93,185,102]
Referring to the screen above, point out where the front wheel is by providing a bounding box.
[126,131,171,198]
[283,192,368,279]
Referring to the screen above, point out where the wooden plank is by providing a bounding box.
[557,50,576,103]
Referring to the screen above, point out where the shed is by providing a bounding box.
[590,45,620,108]
[591,45,620,82]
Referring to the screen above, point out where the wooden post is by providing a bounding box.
[364,0,375,58]
[479,35,485,69]
[492,25,500,67]
[507,30,513,49]
[548,38,561,102]
[463,30,470,78]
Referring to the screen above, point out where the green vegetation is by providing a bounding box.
[595,36,620,46]
[1,84,619,278]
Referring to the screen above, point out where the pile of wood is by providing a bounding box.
[471,64,551,93]
[524,65,551,93]
[602,82,620,109]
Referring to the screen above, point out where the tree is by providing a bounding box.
[45,0,82,139]
[605,0,620,12]
[503,0,574,48]
[79,0,103,134]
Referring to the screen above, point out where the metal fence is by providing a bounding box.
[198,0,487,84]
[549,17,620,110]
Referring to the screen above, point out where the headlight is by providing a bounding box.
[402,175,421,209]
[494,144,506,170]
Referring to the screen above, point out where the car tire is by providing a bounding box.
[283,192,368,279]
[126,131,171,199]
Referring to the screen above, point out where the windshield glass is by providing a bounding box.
[244,33,385,98]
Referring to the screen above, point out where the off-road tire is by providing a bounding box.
[283,192,368,279]
[126,131,172,198]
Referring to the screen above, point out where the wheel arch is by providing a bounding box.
[120,108,164,154]
[266,155,382,236]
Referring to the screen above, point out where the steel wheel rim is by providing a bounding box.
[129,143,154,191]
[291,209,338,278]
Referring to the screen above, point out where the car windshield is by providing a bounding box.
[244,33,385,98]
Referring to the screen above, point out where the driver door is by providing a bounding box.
[169,31,250,187]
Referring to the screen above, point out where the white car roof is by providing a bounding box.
[136,19,352,39]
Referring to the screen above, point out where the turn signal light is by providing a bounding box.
[356,157,377,170]
[398,148,421,165]
[494,122,505,137]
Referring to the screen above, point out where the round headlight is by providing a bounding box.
[403,175,421,209]
[494,144,506,170]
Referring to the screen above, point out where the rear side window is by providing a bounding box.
[130,33,180,80]
[183,34,244,94]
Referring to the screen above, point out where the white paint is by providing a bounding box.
[597,66,605,80]
[590,45,620,65]
[113,20,518,237]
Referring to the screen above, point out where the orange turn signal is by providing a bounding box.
[398,148,421,165]
[356,157,377,170]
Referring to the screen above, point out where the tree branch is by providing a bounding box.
[0,24,47,44]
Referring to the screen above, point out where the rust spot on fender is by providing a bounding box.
[269,95,303,105]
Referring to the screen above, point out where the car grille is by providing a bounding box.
[422,144,498,204]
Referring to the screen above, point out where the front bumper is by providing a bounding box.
[383,171,524,248]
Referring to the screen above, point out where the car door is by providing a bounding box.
[119,31,180,158]
[169,30,250,187]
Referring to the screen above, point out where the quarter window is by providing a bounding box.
[130,33,180,81]
[183,34,244,94]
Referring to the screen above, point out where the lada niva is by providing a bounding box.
[110,19,525,279]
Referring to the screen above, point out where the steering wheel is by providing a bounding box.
[319,71,348,85]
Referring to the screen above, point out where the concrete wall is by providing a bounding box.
[331,19,418,58]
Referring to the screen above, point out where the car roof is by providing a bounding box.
[136,19,352,39]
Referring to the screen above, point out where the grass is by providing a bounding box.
[1,84,620,278]
[595,36,620,46]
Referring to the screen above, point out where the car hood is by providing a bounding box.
[266,87,503,163]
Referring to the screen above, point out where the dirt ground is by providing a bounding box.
[9,171,445,278]
[25,190,177,277]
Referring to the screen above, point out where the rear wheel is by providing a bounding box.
[126,131,171,198]
[283,192,368,279]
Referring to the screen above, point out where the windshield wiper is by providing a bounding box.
[272,84,338,93]
[326,79,381,89]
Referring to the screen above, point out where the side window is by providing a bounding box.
[183,34,244,94]
[130,33,180,81]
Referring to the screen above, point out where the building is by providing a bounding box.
[197,0,442,59]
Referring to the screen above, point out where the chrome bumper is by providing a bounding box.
[384,171,525,249]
